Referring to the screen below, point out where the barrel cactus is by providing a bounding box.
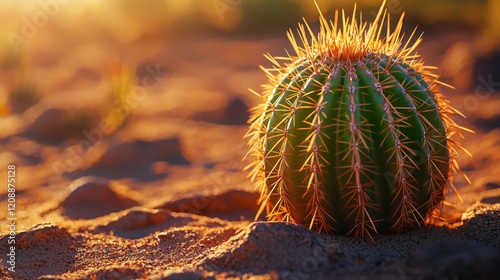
[246,2,471,239]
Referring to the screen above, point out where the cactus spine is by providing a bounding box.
[246,2,471,239]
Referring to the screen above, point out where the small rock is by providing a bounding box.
[108,208,171,231]
[192,97,249,125]
[221,98,249,125]
[21,105,94,144]
[22,106,66,142]
[60,177,140,219]
[81,138,189,180]
[94,208,176,239]
[158,190,259,220]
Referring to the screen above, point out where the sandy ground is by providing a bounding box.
[0,6,499,279]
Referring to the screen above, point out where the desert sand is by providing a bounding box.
[1,1,500,279]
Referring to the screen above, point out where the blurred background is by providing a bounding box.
[1,0,499,127]
[0,0,499,227]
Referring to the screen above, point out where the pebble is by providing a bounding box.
[60,177,140,219]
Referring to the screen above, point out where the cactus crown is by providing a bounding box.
[246,1,471,239]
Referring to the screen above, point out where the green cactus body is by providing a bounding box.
[246,2,470,238]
